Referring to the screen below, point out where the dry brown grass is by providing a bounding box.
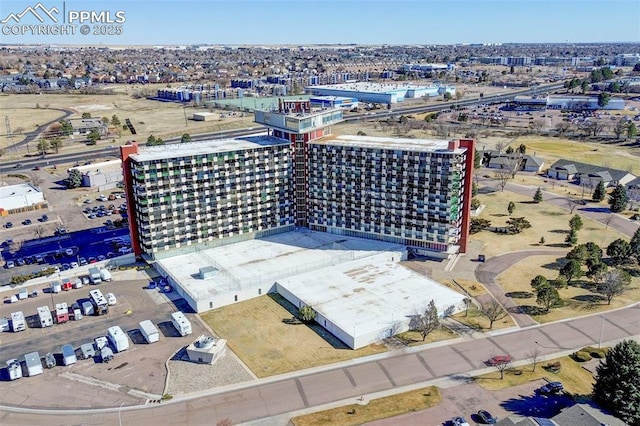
[395,327,458,347]
[200,294,388,378]
[290,386,441,426]
[470,189,624,258]
[496,255,640,323]
[1,91,254,159]
[451,306,517,331]
[475,355,596,397]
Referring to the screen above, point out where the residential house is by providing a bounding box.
[496,402,626,426]
[547,159,636,187]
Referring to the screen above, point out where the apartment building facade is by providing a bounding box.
[122,102,474,259]
[121,139,295,259]
[307,136,472,254]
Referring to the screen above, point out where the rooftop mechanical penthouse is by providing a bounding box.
[121,100,474,260]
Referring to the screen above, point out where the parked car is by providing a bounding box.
[97,255,106,262]
[452,416,471,426]
[5,260,15,269]
[5,222,13,228]
[79,257,88,266]
[539,381,564,395]
[486,355,512,366]
[23,219,32,225]
[477,409,498,424]
[41,214,48,222]
[88,257,97,264]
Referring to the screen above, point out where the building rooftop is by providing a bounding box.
[129,136,288,162]
[307,82,427,94]
[313,134,461,153]
[0,183,41,199]
[277,252,466,338]
[157,230,408,299]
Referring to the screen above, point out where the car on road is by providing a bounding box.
[452,416,471,426]
[5,260,15,269]
[106,292,117,306]
[23,219,32,225]
[14,164,22,169]
[5,222,13,228]
[539,381,564,395]
[477,409,498,424]
[40,214,48,222]
[486,355,512,366]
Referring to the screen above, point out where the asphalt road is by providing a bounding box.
[1,302,639,425]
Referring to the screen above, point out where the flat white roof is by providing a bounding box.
[277,253,466,337]
[308,82,419,94]
[130,136,288,162]
[73,159,122,173]
[314,134,458,153]
[158,230,406,298]
[0,183,41,199]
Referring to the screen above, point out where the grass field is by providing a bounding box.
[470,188,625,258]
[475,355,596,398]
[0,91,255,160]
[496,255,640,323]
[290,386,441,426]
[506,136,640,175]
[200,294,389,378]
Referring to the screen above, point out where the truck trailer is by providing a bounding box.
[89,289,109,315]
[61,344,77,366]
[139,320,159,343]
[107,326,129,353]
[24,352,43,376]
[170,311,192,337]
[36,306,53,327]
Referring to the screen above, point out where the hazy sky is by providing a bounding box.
[1,0,639,45]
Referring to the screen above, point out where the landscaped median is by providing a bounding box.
[290,386,441,426]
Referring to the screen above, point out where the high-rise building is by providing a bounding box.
[121,101,474,260]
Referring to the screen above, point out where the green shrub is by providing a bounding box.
[572,351,592,362]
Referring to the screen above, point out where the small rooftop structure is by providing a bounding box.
[199,266,217,279]
[186,335,227,364]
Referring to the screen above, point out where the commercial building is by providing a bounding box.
[68,160,123,190]
[305,82,455,104]
[0,183,46,215]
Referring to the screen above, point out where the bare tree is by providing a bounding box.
[567,199,582,214]
[479,299,509,329]
[493,168,512,192]
[528,347,541,372]
[409,300,440,341]
[29,172,44,188]
[33,225,46,239]
[597,268,631,305]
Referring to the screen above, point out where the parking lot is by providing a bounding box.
[0,166,131,284]
[369,380,573,426]
[0,271,210,408]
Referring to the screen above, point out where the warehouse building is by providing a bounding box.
[305,82,455,104]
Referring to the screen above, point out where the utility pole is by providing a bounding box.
[5,115,17,153]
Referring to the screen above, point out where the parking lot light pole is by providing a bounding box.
[598,314,605,349]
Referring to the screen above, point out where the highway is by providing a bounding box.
[0,82,565,173]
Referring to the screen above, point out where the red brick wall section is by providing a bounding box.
[119,143,142,258]
[458,139,475,254]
